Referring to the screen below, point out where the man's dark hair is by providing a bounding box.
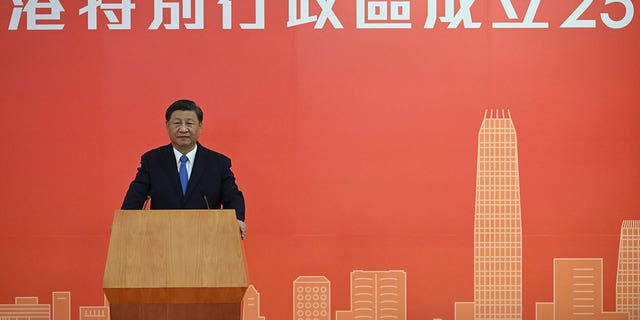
[165,99,204,123]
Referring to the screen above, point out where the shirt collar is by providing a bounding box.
[172,144,197,165]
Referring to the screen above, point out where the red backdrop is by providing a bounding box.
[0,1,639,319]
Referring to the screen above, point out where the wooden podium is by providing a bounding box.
[103,210,248,320]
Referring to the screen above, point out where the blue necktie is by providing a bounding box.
[179,155,188,195]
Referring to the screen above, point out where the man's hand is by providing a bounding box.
[238,220,247,240]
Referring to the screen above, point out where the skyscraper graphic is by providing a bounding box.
[335,270,406,320]
[471,110,524,319]
[293,276,331,320]
[456,110,523,320]
[616,220,640,320]
[243,285,266,320]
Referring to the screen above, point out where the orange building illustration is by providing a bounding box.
[335,270,406,320]
[535,258,627,320]
[616,220,640,320]
[456,110,523,320]
[52,292,70,320]
[0,296,50,320]
[293,276,331,320]
[243,285,266,320]
[79,295,110,320]
[0,291,70,320]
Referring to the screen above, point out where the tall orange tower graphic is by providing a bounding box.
[293,276,331,320]
[461,110,523,320]
[335,270,406,320]
[616,220,640,320]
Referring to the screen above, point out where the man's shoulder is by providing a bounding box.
[197,144,231,163]
[141,144,172,159]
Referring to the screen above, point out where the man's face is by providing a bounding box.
[166,110,202,152]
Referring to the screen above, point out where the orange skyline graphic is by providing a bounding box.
[453,111,637,320]
[2,112,638,320]
[0,292,108,320]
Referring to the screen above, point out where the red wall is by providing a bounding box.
[0,1,639,319]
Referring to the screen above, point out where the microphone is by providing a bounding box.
[142,195,151,210]
[202,194,211,209]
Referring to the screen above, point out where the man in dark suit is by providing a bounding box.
[121,99,246,238]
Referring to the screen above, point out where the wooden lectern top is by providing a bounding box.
[103,210,247,304]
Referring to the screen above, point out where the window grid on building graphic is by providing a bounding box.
[616,220,640,320]
[294,276,331,320]
[474,112,522,320]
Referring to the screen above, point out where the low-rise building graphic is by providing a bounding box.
[535,258,628,320]
[243,285,266,320]
[0,291,72,320]
[336,270,406,320]
[52,292,70,320]
[0,296,49,320]
[79,295,109,320]
[293,276,331,320]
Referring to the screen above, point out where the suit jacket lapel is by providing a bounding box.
[161,144,185,203]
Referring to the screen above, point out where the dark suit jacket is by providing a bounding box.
[121,143,245,221]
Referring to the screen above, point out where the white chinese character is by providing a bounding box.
[357,0,411,29]
[287,0,343,29]
[424,0,481,29]
[218,0,232,29]
[493,0,548,28]
[149,0,204,30]
[217,0,265,30]
[9,0,65,30]
[240,0,265,29]
[79,0,137,30]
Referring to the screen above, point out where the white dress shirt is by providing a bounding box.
[172,144,197,179]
